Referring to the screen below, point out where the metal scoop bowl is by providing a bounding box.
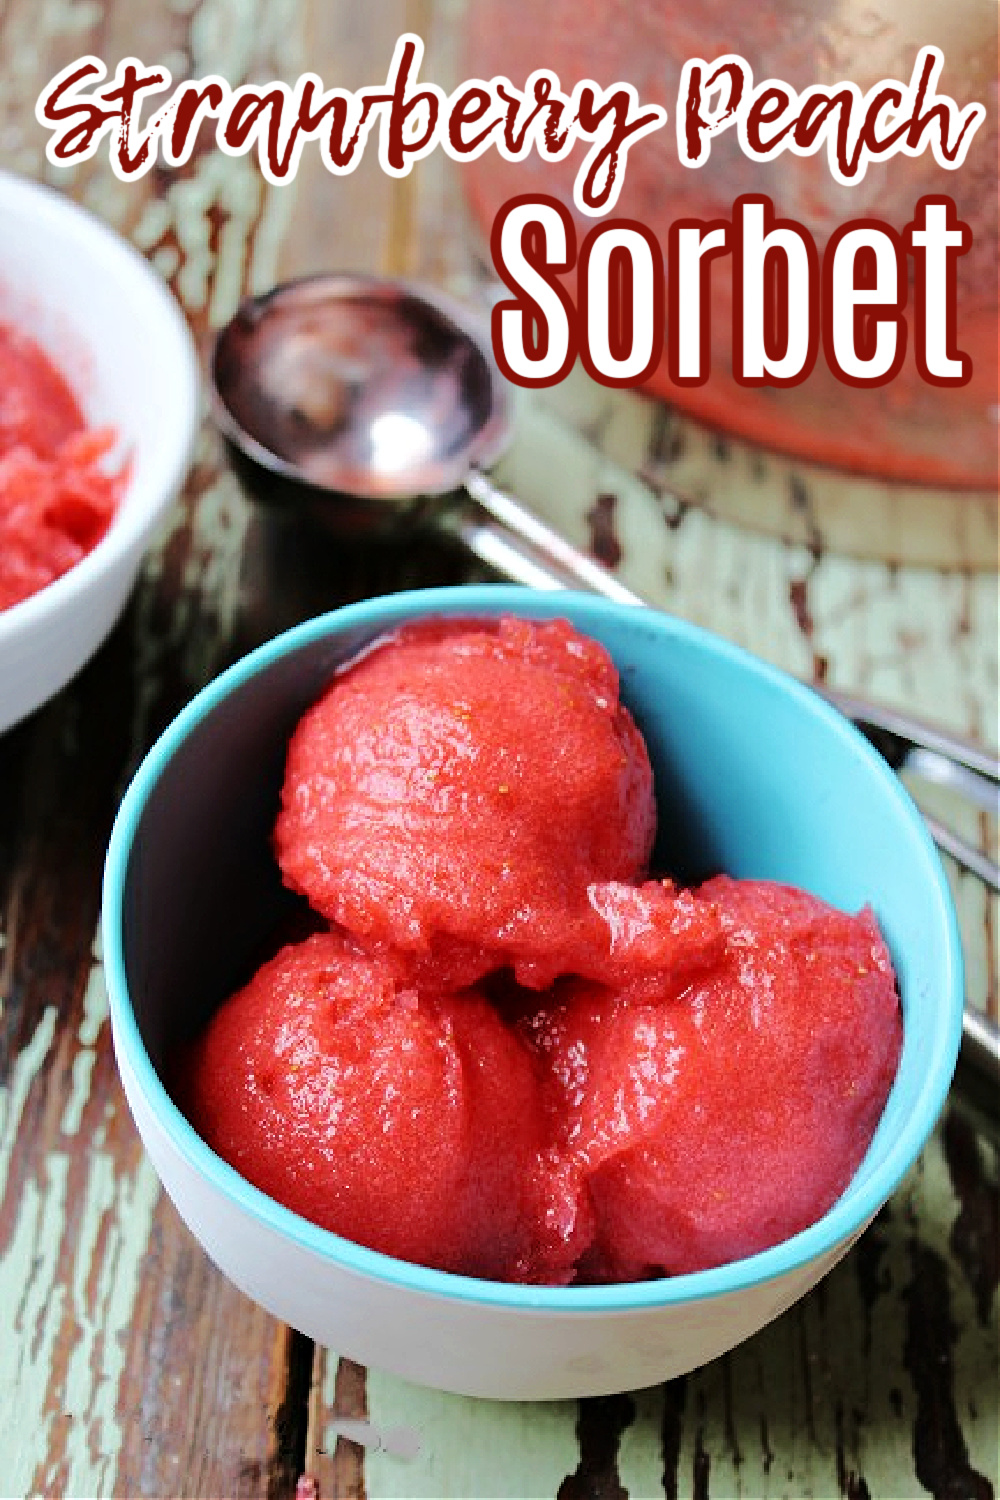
[209,274,637,596]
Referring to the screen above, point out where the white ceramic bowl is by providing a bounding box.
[0,170,199,733]
[102,588,964,1400]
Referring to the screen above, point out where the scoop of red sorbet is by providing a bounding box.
[179,930,580,1282]
[0,325,122,611]
[275,616,660,988]
[521,878,903,1280]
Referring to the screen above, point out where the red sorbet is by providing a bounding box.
[521,878,903,1280]
[184,615,905,1289]
[275,616,659,988]
[180,930,577,1282]
[0,323,122,611]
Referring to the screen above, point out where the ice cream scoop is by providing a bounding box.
[209,273,636,599]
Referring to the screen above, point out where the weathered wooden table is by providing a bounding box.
[1,5,997,1497]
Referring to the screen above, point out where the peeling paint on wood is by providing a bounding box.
[1,2,997,1497]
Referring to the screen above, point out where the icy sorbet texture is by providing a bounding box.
[182,616,902,1283]
[0,323,122,611]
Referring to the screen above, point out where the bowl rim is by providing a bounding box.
[0,168,199,638]
[102,585,965,1312]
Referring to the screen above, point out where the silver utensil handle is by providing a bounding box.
[922,814,1000,894]
[820,686,1000,793]
[464,468,644,605]
[454,470,1000,1095]
[446,504,596,594]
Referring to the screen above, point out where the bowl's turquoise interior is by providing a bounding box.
[103,586,964,1310]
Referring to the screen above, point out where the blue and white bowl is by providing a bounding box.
[102,586,963,1400]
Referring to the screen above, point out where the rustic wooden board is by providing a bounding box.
[0,493,289,1498]
[0,2,996,1497]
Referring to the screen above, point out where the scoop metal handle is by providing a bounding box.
[463,469,643,602]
